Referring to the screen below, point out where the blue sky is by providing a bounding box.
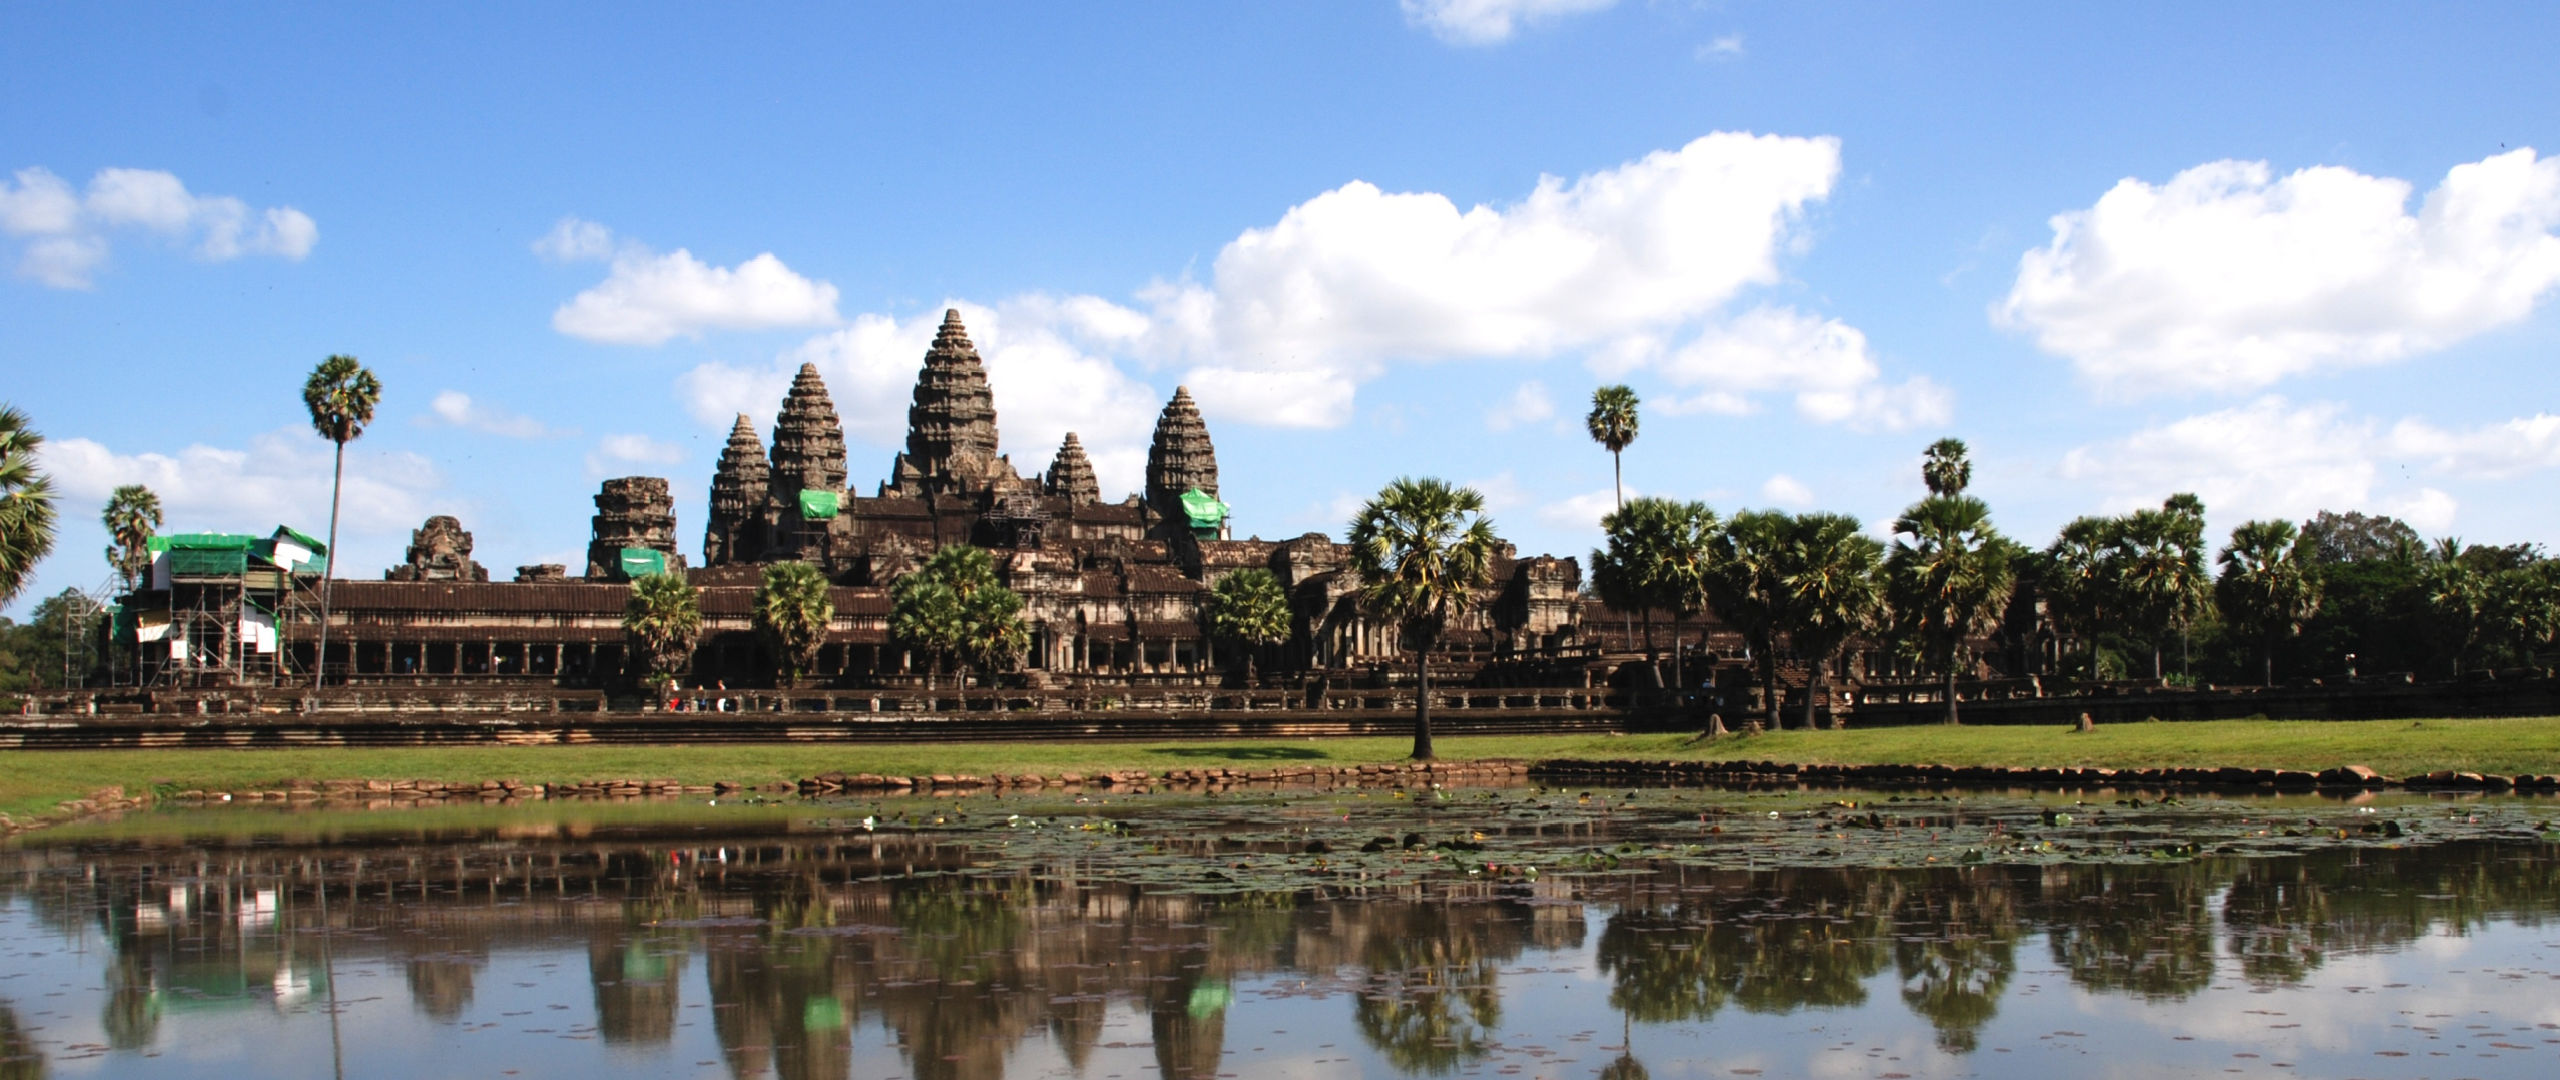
[7,1,2560,614]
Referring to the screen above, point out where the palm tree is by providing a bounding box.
[2419,538,2485,678]
[622,571,703,693]
[1207,567,1291,681]
[1347,477,1501,760]
[2214,520,2321,687]
[890,545,1028,687]
[754,561,834,684]
[1921,437,1971,496]
[1773,512,1885,730]
[1885,495,2016,724]
[1591,497,1718,686]
[302,355,382,688]
[2114,500,2212,680]
[0,405,58,607]
[2040,515,2124,678]
[1586,385,1641,511]
[101,484,163,592]
[2481,562,2560,668]
[1706,510,1789,726]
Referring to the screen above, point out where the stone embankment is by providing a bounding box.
[1523,759,2560,793]
[795,759,1535,795]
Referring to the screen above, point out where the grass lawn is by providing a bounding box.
[2,716,2553,821]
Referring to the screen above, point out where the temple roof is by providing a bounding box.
[889,309,1010,497]
[1044,432,1101,505]
[768,363,848,497]
[1144,385,1218,506]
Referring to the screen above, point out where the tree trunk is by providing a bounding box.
[1802,654,1822,731]
[2151,645,2163,681]
[1411,634,1435,761]
[1612,451,1623,511]
[1670,615,1685,694]
[1757,639,1780,729]
[1943,647,1961,725]
[2262,641,2274,688]
[314,440,345,690]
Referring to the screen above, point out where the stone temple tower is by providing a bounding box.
[1144,386,1223,540]
[702,414,769,566]
[766,363,848,558]
[887,309,1016,498]
[1043,433,1101,506]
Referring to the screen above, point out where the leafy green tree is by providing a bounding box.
[1772,512,1885,730]
[1885,494,2016,724]
[1206,567,1290,679]
[1706,510,1789,725]
[2040,515,2124,678]
[889,545,1028,688]
[101,484,163,592]
[302,356,382,687]
[1921,437,1971,496]
[1585,385,1640,511]
[1589,497,1718,668]
[2115,497,2212,679]
[754,561,835,684]
[1347,478,1500,760]
[2300,510,2421,565]
[2215,519,2322,686]
[622,571,703,692]
[0,404,58,608]
[2419,538,2487,677]
[0,589,100,693]
[2481,562,2560,668]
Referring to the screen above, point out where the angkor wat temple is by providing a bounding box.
[284,310,1584,689]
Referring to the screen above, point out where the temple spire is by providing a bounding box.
[704,413,770,565]
[888,308,1017,497]
[1145,385,1221,539]
[767,364,848,498]
[1044,432,1101,505]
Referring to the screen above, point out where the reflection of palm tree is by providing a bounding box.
[1596,909,1737,1023]
[2042,866,2216,1002]
[590,934,687,1044]
[0,999,46,1080]
[2221,863,2331,988]
[101,947,163,1049]
[1352,902,1521,1076]
[1892,877,2019,1054]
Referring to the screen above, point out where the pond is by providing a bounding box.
[4,785,2560,1079]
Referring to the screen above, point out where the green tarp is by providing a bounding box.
[798,489,841,520]
[167,548,250,577]
[618,547,668,579]
[161,533,258,551]
[1179,488,1228,531]
[271,526,326,555]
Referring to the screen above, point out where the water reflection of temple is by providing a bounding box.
[6,830,2560,1079]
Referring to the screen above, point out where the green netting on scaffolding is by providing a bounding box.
[618,547,668,579]
[1180,488,1228,532]
[798,489,841,520]
[167,548,250,577]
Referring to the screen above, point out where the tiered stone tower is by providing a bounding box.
[703,414,770,565]
[887,310,1017,498]
[766,364,848,557]
[1144,386,1221,540]
[387,515,488,582]
[1043,433,1101,506]
[585,477,680,579]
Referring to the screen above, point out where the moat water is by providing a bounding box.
[5,786,2560,1079]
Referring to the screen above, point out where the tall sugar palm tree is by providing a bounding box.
[302,355,382,688]
[1207,567,1292,680]
[102,484,162,592]
[890,545,1028,687]
[1707,510,1790,726]
[622,571,703,693]
[2214,519,2321,687]
[755,560,835,684]
[2114,500,2211,680]
[0,405,58,607]
[1885,494,2016,725]
[889,573,963,688]
[1347,477,1500,760]
[2040,515,2123,678]
[1773,512,1885,730]
[1586,385,1641,511]
[1921,438,1971,497]
[1591,497,1718,685]
[2419,538,2485,678]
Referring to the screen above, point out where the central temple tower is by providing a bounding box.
[886,309,1020,498]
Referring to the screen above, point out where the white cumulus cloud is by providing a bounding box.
[2000,149,2560,394]
[545,218,841,345]
[1149,131,1847,426]
[41,428,446,574]
[2054,396,2533,533]
[1760,474,1814,508]
[424,391,559,439]
[0,165,316,288]
[587,433,687,477]
[1485,380,1557,432]
[1610,305,1952,431]
[1401,0,1615,45]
